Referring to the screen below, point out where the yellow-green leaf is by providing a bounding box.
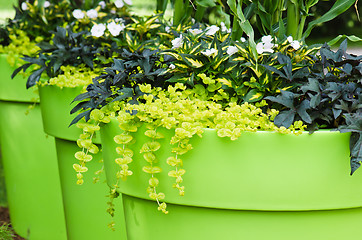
[185,57,203,68]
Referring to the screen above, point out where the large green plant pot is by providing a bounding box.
[39,84,127,240]
[0,102,66,240]
[101,120,362,240]
[0,55,66,239]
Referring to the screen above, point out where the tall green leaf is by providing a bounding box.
[156,0,169,12]
[328,35,362,46]
[302,0,357,39]
[227,0,257,60]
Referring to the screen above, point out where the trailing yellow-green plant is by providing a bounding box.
[0,29,41,68]
[74,83,306,214]
[44,65,102,90]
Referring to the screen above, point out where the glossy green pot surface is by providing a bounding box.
[39,84,101,143]
[55,138,126,240]
[0,101,66,240]
[39,85,126,239]
[0,54,38,102]
[100,119,362,239]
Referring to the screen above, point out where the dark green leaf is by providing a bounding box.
[273,110,295,128]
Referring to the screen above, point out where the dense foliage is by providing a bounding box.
[2,0,361,217]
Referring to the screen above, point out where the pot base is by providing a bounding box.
[123,194,362,240]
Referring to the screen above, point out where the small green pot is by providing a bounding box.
[0,55,66,240]
[100,119,362,240]
[39,84,127,240]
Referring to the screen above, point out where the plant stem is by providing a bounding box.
[297,14,307,40]
[286,0,300,39]
[173,0,185,26]
[156,0,168,13]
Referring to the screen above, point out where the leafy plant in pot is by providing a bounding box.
[11,12,172,240]
[10,24,127,239]
[70,19,362,238]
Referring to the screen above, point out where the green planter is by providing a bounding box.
[0,55,66,240]
[38,84,127,240]
[100,119,362,239]
[0,55,39,102]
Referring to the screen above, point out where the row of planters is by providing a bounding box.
[1,0,362,239]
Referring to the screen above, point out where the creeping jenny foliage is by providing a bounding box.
[74,82,306,214]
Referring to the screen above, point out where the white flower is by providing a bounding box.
[205,25,219,36]
[114,0,124,8]
[287,36,293,43]
[123,0,132,5]
[188,28,202,35]
[171,35,183,49]
[261,35,273,44]
[240,37,246,42]
[43,1,50,8]
[110,9,116,14]
[256,42,264,54]
[165,26,171,33]
[169,64,176,69]
[91,24,106,38]
[86,9,98,19]
[107,22,125,36]
[73,9,85,19]
[220,22,231,33]
[98,1,106,9]
[256,35,275,54]
[201,48,217,57]
[227,46,238,56]
[290,40,300,50]
[256,42,274,54]
[21,2,28,11]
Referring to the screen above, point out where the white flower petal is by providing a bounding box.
[21,2,28,11]
[256,42,264,54]
[124,0,132,5]
[114,0,124,8]
[171,35,183,49]
[291,40,300,50]
[205,25,219,36]
[227,46,238,56]
[188,29,202,35]
[73,9,85,19]
[86,9,98,19]
[201,48,217,57]
[98,1,106,9]
[91,24,106,38]
[261,35,273,44]
[107,22,125,36]
[43,1,50,8]
[220,22,231,33]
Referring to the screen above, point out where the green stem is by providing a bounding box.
[173,0,185,26]
[286,0,300,39]
[296,14,307,41]
[156,0,168,13]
